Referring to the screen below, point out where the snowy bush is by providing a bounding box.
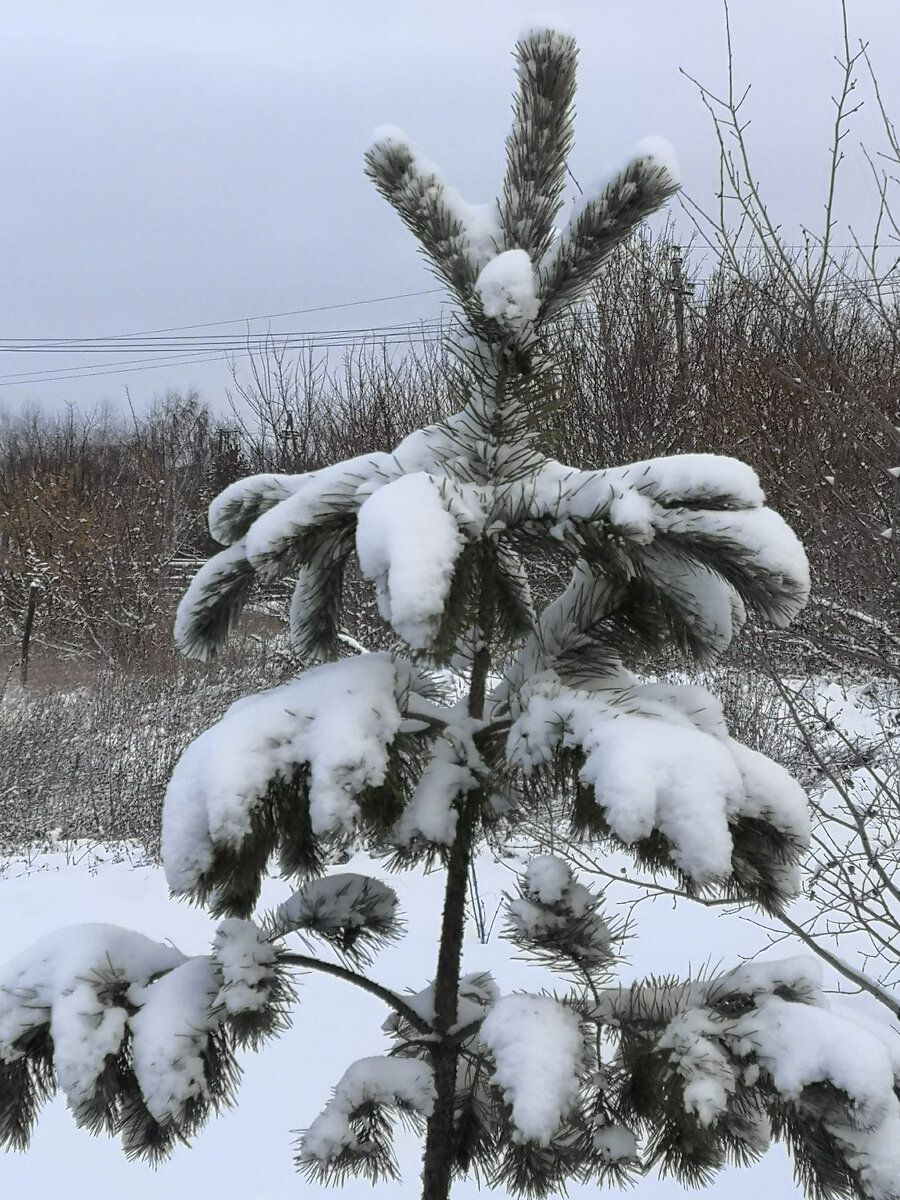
[2,25,898,1200]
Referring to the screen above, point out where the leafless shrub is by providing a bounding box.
[0,393,232,661]
[225,335,454,474]
[0,638,290,857]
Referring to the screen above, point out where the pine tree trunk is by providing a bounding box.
[419,800,477,1200]
[420,576,494,1200]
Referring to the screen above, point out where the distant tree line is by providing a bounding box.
[0,393,226,661]
[1,235,897,667]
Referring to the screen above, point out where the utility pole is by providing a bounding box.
[284,410,299,462]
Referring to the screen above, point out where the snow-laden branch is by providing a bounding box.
[277,952,434,1037]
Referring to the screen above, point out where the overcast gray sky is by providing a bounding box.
[2,0,898,414]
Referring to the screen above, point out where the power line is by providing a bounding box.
[0,317,451,355]
[0,286,445,347]
[3,266,898,390]
[0,322,452,387]
[5,277,898,360]
[0,284,453,387]
[7,257,896,350]
[0,351,235,387]
[117,287,445,337]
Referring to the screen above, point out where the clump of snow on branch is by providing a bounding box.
[173,538,252,658]
[388,972,499,1039]
[392,755,471,847]
[726,740,809,840]
[298,1056,434,1166]
[271,874,400,960]
[506,680,809,886]
[658,1006,739,1126]
[366,126,502,270]
[733,999,900,1197]
[517,17,576,43]
[592,1123,639,1163]
[738,999,899,1126]
[479,993,584,1143]
[208,473,304,545]
[355,474,476,649]
[244,452,392,581]
[162,655,416,895]
[129,957,222,1125]
[523,855,573,904]
[720,955,826,1003]
[523,455,810,626]
[632,136,681,186]
[392,727,481,847]
[660,505,811,619]
[475,249,540,334]
[220,420,484,591]
[526,454,763,520]
[178,418,495,659]
[0,922,252,1138]
[213,919,279,1015]
[369,125,504,266]
[507,855,615,968]
[0,925,185,1120]
[616,957,900,1200]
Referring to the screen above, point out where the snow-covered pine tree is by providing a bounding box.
[2,25,899,1200]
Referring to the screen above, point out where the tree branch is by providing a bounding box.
[775,912,900,1018]
[278,951,435,1037]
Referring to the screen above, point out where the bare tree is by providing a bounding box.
[681,0,899,646]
